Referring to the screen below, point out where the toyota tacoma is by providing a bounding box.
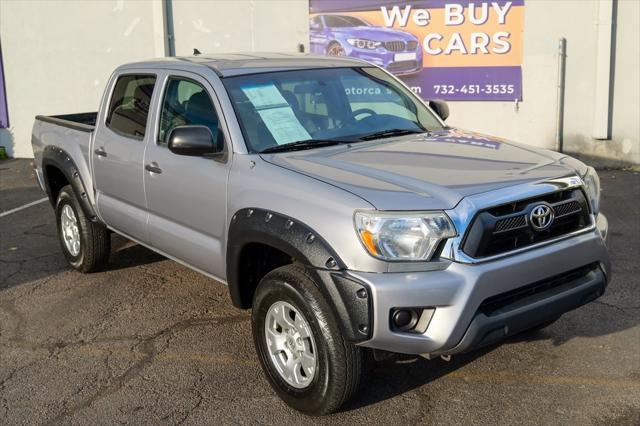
[31,53,610,415]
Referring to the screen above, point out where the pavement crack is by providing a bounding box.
[593,300,640,315]
[4,313,250,356]
[43,314,248,423]
[0,360,40,419]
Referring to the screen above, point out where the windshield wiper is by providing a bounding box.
[359,128,426,141]
[259,139,351,154]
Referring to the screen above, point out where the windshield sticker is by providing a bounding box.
[258,107,311,145]
[242,84,289,109]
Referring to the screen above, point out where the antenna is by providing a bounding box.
[193,48,201,56]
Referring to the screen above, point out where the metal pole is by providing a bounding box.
[163,0,176,56]
[555,37,567,152]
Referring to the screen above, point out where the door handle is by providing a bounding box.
[94,147,107,157]
[145,163,162,174]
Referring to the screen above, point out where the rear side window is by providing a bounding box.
[106,74,156,139]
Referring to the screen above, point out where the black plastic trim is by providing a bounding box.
[36,113,97,133]
[446,265,606,355]
[318,270,372,341]
[41,145,101,223]
[226,208,371,342]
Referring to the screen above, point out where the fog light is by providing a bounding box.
[392,309,418,331]
[391,308,435,333]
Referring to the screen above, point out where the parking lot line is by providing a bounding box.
[0,197,48,218]
[28,345,639,390]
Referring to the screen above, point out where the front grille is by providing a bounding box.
[494,215,527,233]
[478,263,599,316]
[461,188,592,258]
[406,41,418,50]
[554,200,582,218]
[387,60,418,73]
[384,41,406,52]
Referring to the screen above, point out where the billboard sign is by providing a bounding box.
[309,0,524,101]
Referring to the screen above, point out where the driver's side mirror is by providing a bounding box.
[310,21,322,31]
[428,100,449,121]
[167,125,222,158]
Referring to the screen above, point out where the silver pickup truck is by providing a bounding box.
[32,53,610,415]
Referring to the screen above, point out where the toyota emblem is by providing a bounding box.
[529,204,554,231]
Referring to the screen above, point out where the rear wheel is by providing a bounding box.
[55,185,110,272]
[252,264,362,415]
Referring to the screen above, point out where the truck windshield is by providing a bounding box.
[223,67,445,153]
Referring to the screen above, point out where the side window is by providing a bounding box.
[106,74,156,139]
[158,77,221,147]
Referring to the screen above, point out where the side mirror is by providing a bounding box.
[428,100,449,121]
[310,21,321,31]
[167,125,220,157]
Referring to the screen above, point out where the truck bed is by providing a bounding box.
[35,112,97,132]
[32,112,97,206]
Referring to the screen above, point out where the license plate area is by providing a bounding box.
[394,52,417,61]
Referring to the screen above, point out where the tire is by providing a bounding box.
[252,264,362,415]
[55,185,110,273]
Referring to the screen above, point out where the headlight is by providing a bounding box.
[582,167,601,214]
[354,211,456,261]
[347,38,381,49]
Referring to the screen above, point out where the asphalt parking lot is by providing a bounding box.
[1,158,639,425]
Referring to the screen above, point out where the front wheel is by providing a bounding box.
[55,185,110,272]
[252,264,362,415]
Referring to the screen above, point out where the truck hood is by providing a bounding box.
[260,129,580,210]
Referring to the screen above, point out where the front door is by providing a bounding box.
[143,72,229,278]
[93,73,157,241]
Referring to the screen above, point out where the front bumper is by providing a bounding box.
[349,221,610,356]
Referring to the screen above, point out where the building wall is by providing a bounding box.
[0,0,164,158]
[0,0,638,167]
[446,0,638,167]
[170,0,309,55]
[606,0,640,165]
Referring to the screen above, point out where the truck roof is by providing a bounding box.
[118,53,369,77]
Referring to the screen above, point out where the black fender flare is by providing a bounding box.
[227,208,372,341]
[41,145,100,223]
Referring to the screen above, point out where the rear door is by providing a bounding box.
[93,72,157,241]
[143,71,230,278]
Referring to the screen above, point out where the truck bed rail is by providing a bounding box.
[35,112,97,133]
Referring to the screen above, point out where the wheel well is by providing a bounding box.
[44,165,69,204]
[235,243,293,308]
